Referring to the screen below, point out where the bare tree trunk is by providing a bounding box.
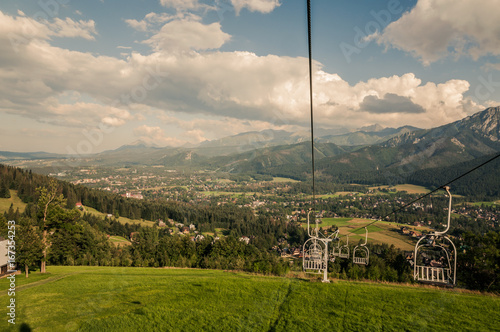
[25,264,29,278]
[41,229,47,273]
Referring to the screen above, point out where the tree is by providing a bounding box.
[36,180,78,273]
[17,217,43,278]
[0,181,10,198]
[0,214,7,238]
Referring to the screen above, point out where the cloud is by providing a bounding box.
[159,0,205,11]
[49,17,97,40]
[230,0,281,15]
[0,11,97,46]
[125,12,179,32]
[133,124,184,146]
[0,9,490,147]
[359,93,425,114]
[373,0,500,64]
[143,19,230,51]
[156,112,299,140]
[125,18,148,32]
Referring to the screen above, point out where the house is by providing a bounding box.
[400,227,410,235]
[75,202,83,210]
[189,224,196,231]
[0,239,10,276]
[409,231,421,238]
[239,236,250,244]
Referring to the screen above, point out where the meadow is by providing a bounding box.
[0,266,498,331]
[108,236,131,246]
[0,190,27,214]
[81,206,156,227]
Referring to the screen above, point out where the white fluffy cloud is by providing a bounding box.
[125,12,179,32]
[0,11,97,48]
[0,9,490,150]
[230,0,281,15]
[144,18,230,52]
[374,0,500,64]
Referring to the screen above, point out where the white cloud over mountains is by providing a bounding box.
[373,0,500,64]
[0,9,488,149]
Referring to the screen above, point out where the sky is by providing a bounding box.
[1,0,499,154]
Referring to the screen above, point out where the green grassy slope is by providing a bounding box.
[0,190,27,214]
[81,205,155,227]
[1,266,498,331]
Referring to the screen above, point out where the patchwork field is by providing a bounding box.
[1,266,498,331]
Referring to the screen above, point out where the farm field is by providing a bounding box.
[0,190,27,214]
[270,177,300,183]
[304,218,425,251]
[0,266,498,331]
[369,184,431,194]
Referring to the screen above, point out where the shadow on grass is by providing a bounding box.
[20,323,32,331]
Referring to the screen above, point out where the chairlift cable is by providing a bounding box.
[342,151,500,237]
[307,0,317,216]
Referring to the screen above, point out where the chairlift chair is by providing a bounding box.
[353,227,369,265]
[303,237,327,272]
[302,210,335,282]
[413,186,457,286]
[338,235,350,259]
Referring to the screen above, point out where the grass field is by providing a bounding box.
[0,266,498,331]
[369,184,430,194]
[270,177,300,183]
[82,206,156,227]
[0,190,27,214]
[470,201,500,207]
[109,236,131,246]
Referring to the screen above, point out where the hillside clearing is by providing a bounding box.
[0,190,27,214]
[81,206,156,227]
[0,266,498,331]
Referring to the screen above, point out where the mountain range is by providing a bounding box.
[1,107,499,194]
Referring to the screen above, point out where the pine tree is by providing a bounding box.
[0,181,10,198]
[17,217,43,278]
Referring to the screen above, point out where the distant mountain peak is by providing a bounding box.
[116,140,160,150]
[359,124,385,133]
[461,106,500,140]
